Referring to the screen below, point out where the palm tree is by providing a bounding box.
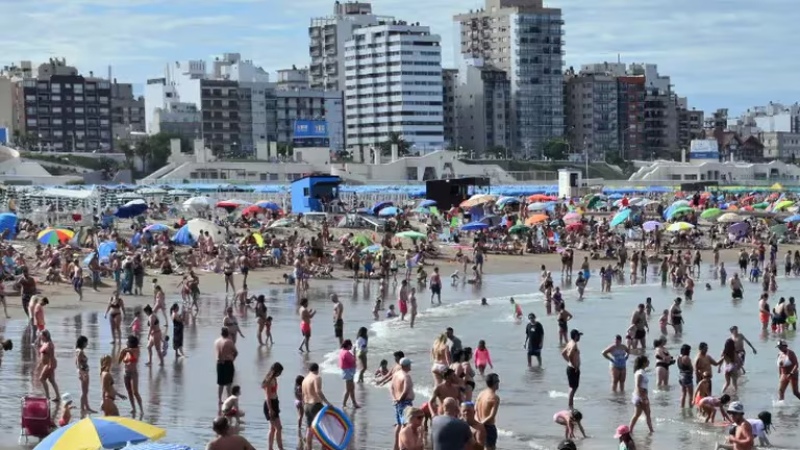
[134,140,151,172]
[378,132,411,157]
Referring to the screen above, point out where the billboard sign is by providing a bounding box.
[0,127,7,144]
[293,120,328,139]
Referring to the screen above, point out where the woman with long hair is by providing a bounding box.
[355,327,369,383]
[75,335,96,416]
[629,355,654,434]
[38,329,60,402]
[461,347,477,402]
[104,291,125,344]
[143,305,164,367]
[100,355,126,416]
[253,295,269,345]
[676,344,694,409]
[430,333,451,384]
[339,339,360,408]
[719,338,741,394]
[653,337,673,388]
[118,335,144,416]
[170,303,186,359]
[261,362,284,450]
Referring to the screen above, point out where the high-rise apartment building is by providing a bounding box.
[454,0,564,156]
[276,67,310,91]
[454,60,511,155]
[14,58,112,152]
[110,82,144,146]
[442,68,458,148]
[563,68,619,160]
[309,1,389,91]
[616,76,645,160]
[676,97,704,151]
[343,20,445,152]
[270,88,345,150]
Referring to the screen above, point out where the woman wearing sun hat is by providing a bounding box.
[614,424,636,450]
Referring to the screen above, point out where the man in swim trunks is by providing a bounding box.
[428,369,463,416]
[561,329,582,409]
[629,304,648,350]
[524,313,544,367]
[391,358,414,450]
[298,298,316,353]
[729,326,757,374]
[475,373,501,450]
[14,267,36,324]
[695,342,721,392]
[331,294,344,346]
[301,363,331,450]
[446,327,463,362]
[214,327,238,414]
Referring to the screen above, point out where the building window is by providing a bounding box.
[50,84,61,93]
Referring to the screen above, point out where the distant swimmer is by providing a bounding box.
[510,298,523,319]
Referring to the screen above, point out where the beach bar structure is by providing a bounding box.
[290,175,342,214]
[425,177,490,210]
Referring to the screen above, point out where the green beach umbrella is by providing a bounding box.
[753,202,770,210]
[700,208,722,220]
[351,235,372,247]
[509,224,531,234]
[396,231,426,240]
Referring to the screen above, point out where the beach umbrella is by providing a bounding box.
[0,212,17,238]
[771,224,789,235]
[566,222,583,232]
[115,203,148,219]
[717,213,743,223]
[361,244,382,254]
[120,444,194,450]
[183,197,210,210]
[563,212,582,223]
[378,206,400,217]
[495,197,519,207]
[610,209,632,227]
[350,235,372,247]
[143,224,169,233]
[184,218,226,243]
[97,240,118,259]
[774,200,794,211]
[728,222,750,235]
[527,202,549,212]
[667,222,694,232]
[785,214,800,223]
[667,206,694,220]
[460,222,489,232]
[642,221,662,232]
[268,218,293,228]
[525,214,549,226]
[508,224,531,234]
[241,205,264,216]
[528,194,556,202]
[37,228,75,245]
[752,202,770,210]
[371,201,393,214]
[418,199,437,208]
[671,200,690,208]
[396,230,426,240]
[256,201,281,211]
[700,208,722,220]
[33,416,166,450]
[460,195,495,208]
[586,195,604,210]
[82,252,98,267]
[124,199,147,208]
[240,233,265,248]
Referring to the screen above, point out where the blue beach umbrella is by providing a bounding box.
[460,222,489,232]
[143,223,169,233]
[0,213,18,239]
[97,240,118,258]
[784,214,800,223]
[256,201,281,211]
[419,199,437,208]
[378,206,400,217]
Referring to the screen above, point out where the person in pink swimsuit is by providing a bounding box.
[474,340,494,376]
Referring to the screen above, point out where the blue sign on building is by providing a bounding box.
[0,127,7,144]
[293,120,328,139]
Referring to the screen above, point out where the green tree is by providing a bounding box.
[378,132,411,157]
[276,143,294,157]
[118,142,135,169]
[134,139,151,172]
[541,138,570,160]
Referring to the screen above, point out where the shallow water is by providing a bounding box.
[1,268,800,450]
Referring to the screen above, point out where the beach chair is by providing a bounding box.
[19,395,54,443]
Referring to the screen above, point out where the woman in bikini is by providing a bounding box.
[719,338,741,394]
[262,362,285,450]
[118,335,144,415]
[100,354,126,416]
[430,333,451,384]
[32,296,49,342]
[38,329,61,402]
[253,295,269,346]
[144,305,164,366]
[223,257,236,294]
[223,306,245,344]
[171,303,186,359]
[75,335,97,416]
[104,291,125,344]
[152,285,168,327]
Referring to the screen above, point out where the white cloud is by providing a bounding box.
[0,0,796,113]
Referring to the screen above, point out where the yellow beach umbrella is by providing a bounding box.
[667,222,694,232]
[33,416,166,450]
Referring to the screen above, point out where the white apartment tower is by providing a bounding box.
[344,20,445,152]
[309,1,390,91]
[455,0,564,156]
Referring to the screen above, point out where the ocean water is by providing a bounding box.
[0,268,799,450]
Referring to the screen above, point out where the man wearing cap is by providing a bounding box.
[561,329,582,408]
[391,358,414,450]
[716,401,753,450]
[524,313,544,368]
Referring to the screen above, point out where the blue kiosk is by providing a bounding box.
[290,175,342,214]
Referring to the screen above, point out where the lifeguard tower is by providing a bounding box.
[290,175,342,214]
[558,169,582,200]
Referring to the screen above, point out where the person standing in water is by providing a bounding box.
[331,294,344,346]
[302,363,332,450]
[601,335,629,392]
[524,313,544,368]
[391,358,415,450]
[729,326,756,374]
[398,280,409,321]
[561,329,582,409]
[475,373,501,450]
[430,267,443,305]
[215,327,238,413]
[298,298,316,353]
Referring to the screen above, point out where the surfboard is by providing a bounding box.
[311,405,354,450]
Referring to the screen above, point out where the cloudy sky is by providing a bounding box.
[1,0,796,114]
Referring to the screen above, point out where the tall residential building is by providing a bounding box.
[0,76,13,131]
[675,97,704,151]
[14,58,112,152]
[616,76,645,160]
[110,81,144,146]
[563,68,619,160]
[308,1,388,91]
[442,68,458,148]
[343,20,445,152]
[735,103,800,134]
[759,131,800,161]
[150,102,201,140]
[454,0,564,156]
[455,60,511,155]
[271,88,345,151]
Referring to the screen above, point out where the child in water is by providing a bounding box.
[130,310,142,335]
[645,297,654,318]
[697,394,731,423]
[705,283,712,291]
[659,309,669,336]
[553,409,587,440]
[58,393,74,427]
[386,304,397,318]
[294,375,305,430]
[450,270,460,286]
[372,298,382,320]
[575,273,586,300]
[510,297,523,319]
[221,385,245,425]
[264,316,274,345]
[374,359,389,378]
[480,298,488,306]
[474,340,494,376]
[161,335,170,358]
